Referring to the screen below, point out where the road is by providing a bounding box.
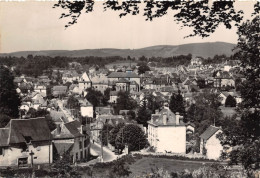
[91,142,117,162]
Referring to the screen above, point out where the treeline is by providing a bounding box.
[203,54,233,65]
[0,53,226,77]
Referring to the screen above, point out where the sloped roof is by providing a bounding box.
[108,72,139,78]
[8,118,52,144]
[64,120,83,137]
[0,128,9,146]
[200,125,221,140]
[53,142,74,155]
[148,108,185,126]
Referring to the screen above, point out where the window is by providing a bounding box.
[0,148,3,155]
[76,153,78,160]
[79,141,82,149]
[80,151,83,159]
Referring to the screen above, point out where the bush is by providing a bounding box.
[225,95,237,107]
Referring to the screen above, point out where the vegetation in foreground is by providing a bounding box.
[0,154,253,178]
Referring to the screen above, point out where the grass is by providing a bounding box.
[129,157,212,176]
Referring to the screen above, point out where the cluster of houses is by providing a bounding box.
[0,57,243,167]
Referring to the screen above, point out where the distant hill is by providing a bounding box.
[0,42,236,58]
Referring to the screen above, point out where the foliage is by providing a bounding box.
[100,123,114,146]
[67,95,80,110]
[53,1,251,38]
[0,114,11,128]
[85,88,104,108]
[146,94,162,113]
[0,66,21,121]
[114,90,138,114]
[186,90,222,134]
[169,90,186,117]
[137,98,152,127]
[127,110,136,121]
[138,62,150,75]
[219,15,260,171]
[103,87,111,106]
[108,158,131,178]
[109,123,125,147]
[225,95,237,107]
[115,124,148,152]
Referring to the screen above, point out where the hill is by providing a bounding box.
[0,42,236,58]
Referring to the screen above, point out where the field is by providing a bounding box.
[128,157,213,176]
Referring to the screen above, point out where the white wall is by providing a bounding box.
[81,106,93,118]
[205,130,223,160]
[0,142,52,167]
[157,126,186,154]
[148,124,186,154]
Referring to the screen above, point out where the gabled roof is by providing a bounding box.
[8,118,52,144]
[200,125,221,140]
[64,120,83,137]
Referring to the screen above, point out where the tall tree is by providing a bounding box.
[137,98,152,127]
[138,62,150,75]
[0,66,21,127]
[219,15,260,171]
[169,90,186,117]
[115,124,148,152]
[114,91,137,114]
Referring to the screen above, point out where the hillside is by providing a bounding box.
[0,42,236,58]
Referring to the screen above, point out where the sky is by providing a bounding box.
[0,1,256,53]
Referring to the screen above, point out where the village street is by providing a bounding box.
[78,142,118,166]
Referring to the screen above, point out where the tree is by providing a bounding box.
[102,87,111,106]
[219,15,260,171]
[0,65,21,127]
[100,123,114,146]
[186,90,222,134]
[138,63,150,75]
[146,94,162,113]
[169,90,186,117]
[136,99,152,127]
[225,95,237,107]
[114,91,137,114]
[85,88,104,108]
[109,123,125,148]
[52,1,259,38]
[67,95,80,110]
[115,124,148,152]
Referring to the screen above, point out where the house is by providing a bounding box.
[191,57,203,66]
[52,120,90,163]
[200,125,223,160]
[147,109,186,153]
[95,106,113,116]
[78,72,92,93]
[214,71,235,88]
[52,86,68,97]
[109,91,119,104]
[0,118,53,167]
[78,98,94,118]
[107,72,140,92]
[34,85,47,96]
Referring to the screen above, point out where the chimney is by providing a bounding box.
[176,112,180,125]
[163,113,167,125]
[57,124,61,134]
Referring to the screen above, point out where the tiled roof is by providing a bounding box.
[53,142,74,155]
[148,108,185,126]
[116,78,130,83]
[200,125,221,140]
[8,118,52,144]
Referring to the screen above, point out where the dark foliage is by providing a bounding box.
[169,90,186,117]
[225,95,237,107]
[52,1,251,38]
[0,66,21,124]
